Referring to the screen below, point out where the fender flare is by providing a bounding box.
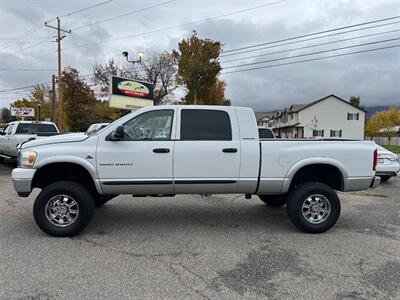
[281,157,348,193]
[34,156,103,194]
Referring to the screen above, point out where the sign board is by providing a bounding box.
[11,107,35,117]
[109,76,154,110]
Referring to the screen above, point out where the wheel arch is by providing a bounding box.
[32,156,102,195]
[282,158,347,193]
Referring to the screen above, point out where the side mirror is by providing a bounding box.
[108,126,124,141]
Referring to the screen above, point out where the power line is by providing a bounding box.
[220,20,400,58]
[0,73,94,94]
[0,68,57,72]
[71,0,176,31]
[223,37,400,70]
[222,15,400,54]
[45,0,115,23]
[222,44,400,74]
[62,0,288,51]
[0,24,43,52]
[221,28,400,64]
[1,0,114,54]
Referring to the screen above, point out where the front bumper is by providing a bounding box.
[11,168,36,197]
[370,176,381,189]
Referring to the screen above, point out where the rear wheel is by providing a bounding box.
[258,194,287,207]
[379,176,391,182]
[33,181,94,237]
[286,182,340,233]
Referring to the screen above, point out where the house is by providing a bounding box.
[255,112,275,128]
[255,95,366,139]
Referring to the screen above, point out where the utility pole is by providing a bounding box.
[45,17,71,131]
[51,74,56,122]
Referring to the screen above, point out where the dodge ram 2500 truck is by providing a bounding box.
[11,105,380,237]
[0,121,59,159]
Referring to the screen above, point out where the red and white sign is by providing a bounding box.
[10,107,35,117]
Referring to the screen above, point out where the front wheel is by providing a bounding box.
[33,181,95,237]
[286,182,341,233]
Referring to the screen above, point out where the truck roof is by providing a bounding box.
[8,121,56,125]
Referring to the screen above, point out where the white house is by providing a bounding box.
[256,95,365,140]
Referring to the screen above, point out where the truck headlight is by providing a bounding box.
[19,150,37,168]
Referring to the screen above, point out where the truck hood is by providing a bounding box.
[22,133,89,149]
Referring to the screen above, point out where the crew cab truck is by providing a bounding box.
[11,105,380,237]
[0,121,59,159]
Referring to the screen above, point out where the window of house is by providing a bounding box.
[330,129,342,137]
[291,114,294,120]
[122,109,174,141]
[347,113,359,120]
[312,129,324,137]
[180,109,232,141]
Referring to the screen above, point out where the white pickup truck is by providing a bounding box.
[11,105,380,237]
[0,121,59,159]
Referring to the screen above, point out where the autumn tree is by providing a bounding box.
[11,85,53,121]
[365,107,400,138]
[60,67,98,131]
[174,31,226,105]
[93,53,177,106]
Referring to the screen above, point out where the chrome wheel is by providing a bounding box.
[45,195,79,227]
[301,194,331,224]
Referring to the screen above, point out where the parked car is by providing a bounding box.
[0,121,59,159]
[11,105,380,237]
[86,123,110,135]
[376,145,399,181]
[258,127,275,138]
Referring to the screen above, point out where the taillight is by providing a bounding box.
[373,148,378,171]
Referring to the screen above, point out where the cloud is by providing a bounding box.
[0,0,399,110]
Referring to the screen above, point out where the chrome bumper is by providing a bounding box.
[11,168,36,197]
[370,176,381,189]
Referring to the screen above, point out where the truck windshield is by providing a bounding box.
[15,123,58,134]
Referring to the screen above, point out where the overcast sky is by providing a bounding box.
[0,0,399,111]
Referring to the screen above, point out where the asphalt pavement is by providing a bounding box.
[0,162,399,299]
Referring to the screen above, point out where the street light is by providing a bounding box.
[122,51,144,64]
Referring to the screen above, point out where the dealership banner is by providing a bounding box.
[108,76,154,110]
[10,107,35,117]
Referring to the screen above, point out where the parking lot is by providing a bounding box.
[0,162,399,300]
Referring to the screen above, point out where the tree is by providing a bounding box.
[11,85,53,121]
[365,107,400,137]
[93,58,134,98]
[93,53,177,105]
[174,31,225,105]
[0,107,15,123]
[60,67,98,131]
[349,96,363,109]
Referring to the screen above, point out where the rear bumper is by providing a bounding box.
[370,176,381,189]
[345,176,381,191]
[11,168,36,197]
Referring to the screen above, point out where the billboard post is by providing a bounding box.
[108,76,154,110]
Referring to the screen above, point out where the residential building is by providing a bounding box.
[255,95,365,140]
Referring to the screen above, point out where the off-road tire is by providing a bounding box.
[286,182,341,233]
[33,181,94,237]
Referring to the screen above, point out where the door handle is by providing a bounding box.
[153,148,170,153]
[222,148,238,153]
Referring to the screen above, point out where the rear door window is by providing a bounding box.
[180,110,232,141]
